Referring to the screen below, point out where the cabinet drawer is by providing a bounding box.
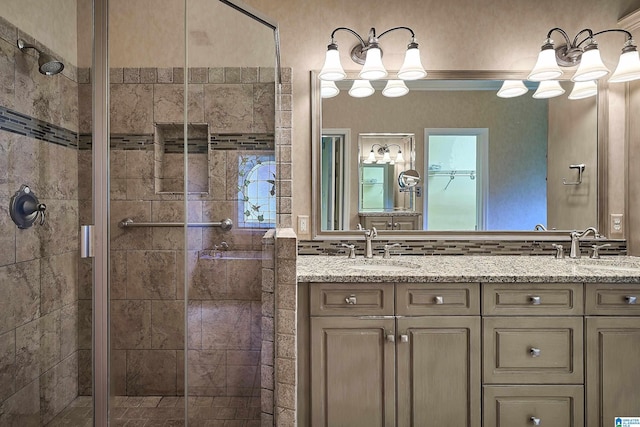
[396,283,479,316]
[483,317,583,384]
[482,283,583,316]
[585,283,640,315]
[310,283,394,316]
[483,385,584,427]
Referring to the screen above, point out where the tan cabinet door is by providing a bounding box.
[586,317,640,427]
[396,316,481,427]
[310,316,396,427]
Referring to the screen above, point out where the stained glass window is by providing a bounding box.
[237,154,276,228]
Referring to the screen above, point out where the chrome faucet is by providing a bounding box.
[357,224,378,258]
[570,227,601,259]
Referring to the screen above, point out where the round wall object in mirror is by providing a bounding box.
[398,169,421,188]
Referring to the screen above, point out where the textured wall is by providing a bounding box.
[0,17,80,425]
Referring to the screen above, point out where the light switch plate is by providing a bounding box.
[298,215,309,235]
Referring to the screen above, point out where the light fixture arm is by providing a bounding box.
[329,27,368,49]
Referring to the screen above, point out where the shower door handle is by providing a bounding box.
[80,225,95,258]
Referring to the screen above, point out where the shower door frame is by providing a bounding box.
[92,0,109,425]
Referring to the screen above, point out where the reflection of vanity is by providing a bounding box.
[359,210,422,230]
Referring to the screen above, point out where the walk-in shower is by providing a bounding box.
[0,0,281,425]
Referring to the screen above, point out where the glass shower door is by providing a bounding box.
[185,1,279,425]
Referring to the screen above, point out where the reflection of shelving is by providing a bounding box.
[428,169,476,177]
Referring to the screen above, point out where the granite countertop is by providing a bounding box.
[296,255,640,283]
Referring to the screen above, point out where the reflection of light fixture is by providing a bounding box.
[319,26,427,92]
[529,27,640,83]
[382,80,409,97]
[320,80,340,98]
[363,143,406,164]
[533,80,565,99]
[497,80,529,98]
[349,80,375,98]
[568,80,598,100]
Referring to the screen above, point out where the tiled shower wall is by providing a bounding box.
[76,66,279,398]
[0,18,80,425]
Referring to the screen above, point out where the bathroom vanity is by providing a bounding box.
[296,255,640,427]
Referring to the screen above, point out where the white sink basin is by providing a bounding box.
[570,259,640,273]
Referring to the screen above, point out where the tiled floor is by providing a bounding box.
[46,396,262,426]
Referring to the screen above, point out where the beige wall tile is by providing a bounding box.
[153,83,205,123]
[111,300,152,349]
[187,349,226,396]
[151,300,184,350]
[39,309,61,373]
[40,252,77,315]
[0,378,40,425]
[201,301,252,350]
[15,319,39,390]
[78,349,92,396]
[77,300,92,350]
[253,83,275,133]
[126,251,177,299]
[0,38,15,110]
[40,353,78,424]
[0,259,40,334]
[110,84,154,134]
[110,349,126,396]
[204,84,253,133]
[0,330,16,402]
[127,350,177,395]
[60,303,77,359]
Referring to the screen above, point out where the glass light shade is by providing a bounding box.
[497,80,529,98]
[358,47,388,80]
[568,80,597,100]
[382,80,409,97]
[397,47,427,80]
[364,149,376,164]
[319,48,346,81]
[320,80,340,98]
[349,80,375,98]
[381,150,391,163]
[395,149,405,163]
[532,80,565,99]
[609,49,640,83]
[528,47,563,81]
[572,47,609,81]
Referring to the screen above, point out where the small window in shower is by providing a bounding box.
[154,123,210,194]
[237,154,276,228]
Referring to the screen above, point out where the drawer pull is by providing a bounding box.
[529,347,541,357]
[434,296,444,305]
[530,417,541,425]
[345,295,357,305]
[386,334,395,343]
[626,295,638,305]
[400,334,409,343]
[530,296,541,305]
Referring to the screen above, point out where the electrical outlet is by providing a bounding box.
[298,215,309,234]
[610,213,624,238]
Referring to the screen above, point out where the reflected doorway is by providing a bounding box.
[424,129,488,230]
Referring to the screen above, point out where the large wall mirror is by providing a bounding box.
[311,71,604,238]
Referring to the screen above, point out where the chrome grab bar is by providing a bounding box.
[119,217,233,231]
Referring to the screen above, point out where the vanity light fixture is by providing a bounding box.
[349,80,375,98]
[319,26,427,96]
[532,80,565,99]
[529,27,640,83]
[382,80,410,97]
[363,143,405,164]
[497,80,529,98]
[568,80,598,100]
[320,80,340,98]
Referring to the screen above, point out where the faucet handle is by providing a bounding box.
[590,243,611,259]
[551,244,564,259]
[357,223,363,230]
[341,243,356,259]
[383,243,401,259]
[371,226,377,238]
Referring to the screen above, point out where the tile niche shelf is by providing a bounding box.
[154,122,210,194]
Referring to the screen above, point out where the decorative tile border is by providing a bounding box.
[210,133,274,151]
[0,106,78,148]
[297,238,627,256]
[107,66,276,84]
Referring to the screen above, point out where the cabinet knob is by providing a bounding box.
[400,334,409,343]
[530,417,541,425]
[434,296,444,305]
[345,295,357,305]
[625,295,637,305]
[386,334,395,343]
[529,347,541,357]
[530,296,541,305]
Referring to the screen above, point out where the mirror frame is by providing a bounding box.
[311,70,609,240]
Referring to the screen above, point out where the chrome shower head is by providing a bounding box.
[17,38,65,76]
